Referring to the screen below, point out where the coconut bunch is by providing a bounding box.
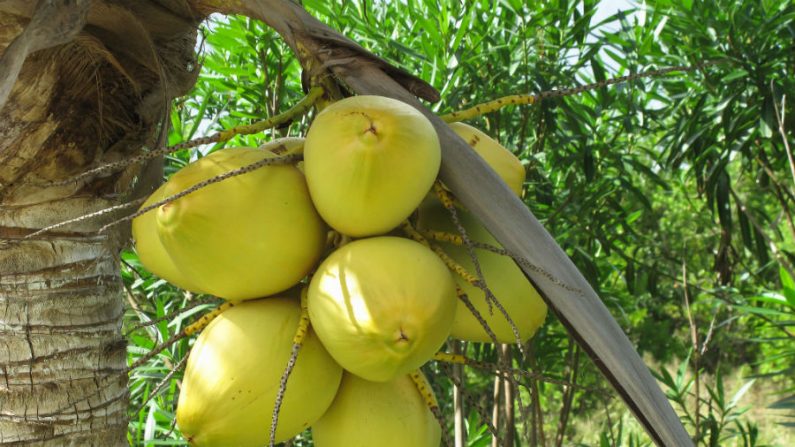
[131,95,548,446]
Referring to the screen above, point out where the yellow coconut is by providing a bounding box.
[449,121,525,197]
[176,297,343,446]
[303,95,441,237]
[312,372,440,447]
[417,199,547,343]
[308,236,456,382]
[131,182,206,293]
[149,147,326,300]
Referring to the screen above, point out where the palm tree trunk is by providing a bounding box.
[0,199,129,445]
[0,2,201,444]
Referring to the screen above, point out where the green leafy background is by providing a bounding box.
[123,0,795,445]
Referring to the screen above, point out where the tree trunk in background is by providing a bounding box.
[491,369,502,447]
[453,341,465,447]
[0,2,200,444]
[502,344,515,447]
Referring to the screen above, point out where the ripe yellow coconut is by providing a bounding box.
[303,95,441,237]
[308,236,456,382]
[417,199,547,343]
[176,297,343,446]
[131,182,206,293]
[449,121,525,197]
[142,147,326,300]
[312,372,440,447]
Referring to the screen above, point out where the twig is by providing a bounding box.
[39,135,220,188]
[770,85,794,188]
[701,312,718,355]
[730,187,795,280]
[128,329,190,371]
[753,152,795,239]
[682,257,700,443]
[135,354,189,414]
[555,342,580,447]
[491,369,502,447]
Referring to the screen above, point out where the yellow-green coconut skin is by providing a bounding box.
[308,236,456,382]
[417,200,548,343]
[151,147,326,300]
[303,95,441,237]
[131,182,206,293]
[176,297,343,446]
[449,121,526,197]
[312,372,441,447]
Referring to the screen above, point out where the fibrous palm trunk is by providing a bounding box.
[0,198,130,445]
[0,2,200,444]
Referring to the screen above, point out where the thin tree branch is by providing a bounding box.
[730,186,795,280]
[770,85,794,189]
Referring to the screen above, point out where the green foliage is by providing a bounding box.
[124,0,795,445]
[654,352,759,446]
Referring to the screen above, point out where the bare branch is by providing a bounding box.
[770,84,794,188]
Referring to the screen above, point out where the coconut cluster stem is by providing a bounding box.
[218,86,324,142]
[441,94,536,123]
[409,370,451,447]
[400,219,483,288]
[454,287,500,346]
[400,220,503,346]
[439,63,716,123]
[269,289,311,447]
[184,302,236,336]
[421,229,582,294]
[21,197,146,240]
[124,298,220,337]
[135,355,190,414]
[433,183,526,354]
[129,302,234,371]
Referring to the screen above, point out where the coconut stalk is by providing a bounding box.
[196,1,693,445]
